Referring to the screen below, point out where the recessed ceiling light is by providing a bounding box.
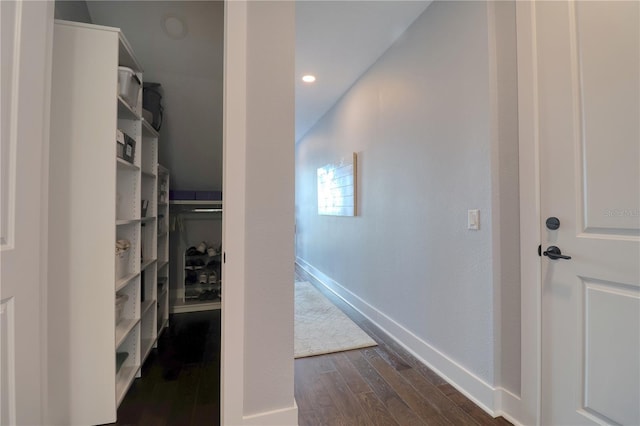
[302,75,316,83]
[162,14,188,40]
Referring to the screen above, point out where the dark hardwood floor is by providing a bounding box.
[110,269,510,425]
[109,310,221,426]
[295,266,511,426]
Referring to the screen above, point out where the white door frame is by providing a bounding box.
[516,1,542,425]
[221,1,248,425]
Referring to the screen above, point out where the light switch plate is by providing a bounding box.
[468,209,480,230]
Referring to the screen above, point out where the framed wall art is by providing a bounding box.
[317,153,357,216]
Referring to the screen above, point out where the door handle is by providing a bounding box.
[543,246,572,260]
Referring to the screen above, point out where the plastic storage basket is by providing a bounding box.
[118,66,141,110]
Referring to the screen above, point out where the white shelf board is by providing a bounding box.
[185,283,220,292]
[142,119,159,138]
[158,260,169,270]
[115,318,140,349]
[171,298,221,314]
[141,170,156,179]
[140,258,157,271]
[116,218,140,226]
[157,323,167,338]
[158,285,169,301]
[116,364,140,407]
[157,318,169,339]
[158,164,169,175]
[140,338,155,364]
[170,200,223,214]
[117,96,140,120]
[141,216,156,223]
[158,202,168,207]
[141,300,155,317]
[169,200,223,206]
[158,278,169,300]
[115,272,139,292]
[117,30,143,72]
[116,157,139,171]
[158,231,168,238]
[54,21,142,72]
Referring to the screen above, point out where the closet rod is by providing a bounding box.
[185,208,223,213]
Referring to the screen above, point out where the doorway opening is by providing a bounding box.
[53,1,225,424]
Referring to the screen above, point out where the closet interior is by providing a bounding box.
[48,1,223,424]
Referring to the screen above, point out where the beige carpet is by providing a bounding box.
[295,281,377,358]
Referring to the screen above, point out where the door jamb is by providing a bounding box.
[516,2,542,425]
[221,1,248,424]
[41,1,55,422]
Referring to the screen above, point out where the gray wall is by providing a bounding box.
[55,1,92,23]
[296,0,520,393]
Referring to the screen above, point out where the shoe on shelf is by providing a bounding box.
[185,246,200,256]
[193,259,205,270]
[198,290,212,301]
[208,271,217,284]
[185,259,195,270]
[199,271,208,284]
[206,259,219,269]
[196,241,207,254]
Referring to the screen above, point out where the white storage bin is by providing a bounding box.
[115,248,130,279]
[115,293,129,325]
[118,66,140,110]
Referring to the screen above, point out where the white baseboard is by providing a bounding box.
[242,402,298,426]
[494,387,524,426]
[296,257,523,423]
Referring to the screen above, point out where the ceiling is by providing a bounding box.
[85,1,432,178]
[295,1,431,141]
[87,1,225,190]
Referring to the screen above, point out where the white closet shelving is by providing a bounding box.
[170,200,223,313]
[157,165,170,334]
[48,20,166,425]
[138,110,159,372]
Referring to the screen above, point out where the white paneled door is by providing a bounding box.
[535,1,640,425]
[0,1,53,424]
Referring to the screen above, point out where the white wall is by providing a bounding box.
[223,1,297,424]
[296,0,520,411]
[243,0,296,417]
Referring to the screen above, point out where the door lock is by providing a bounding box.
[543,246,571,260]
[545,217,560,230]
